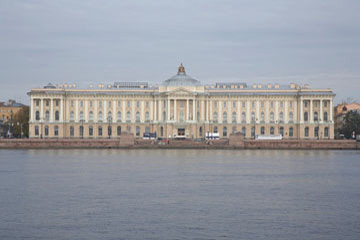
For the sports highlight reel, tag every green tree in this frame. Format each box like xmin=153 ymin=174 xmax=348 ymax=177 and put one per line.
xmin=12 ymin=106 xmax=29 ymax=138
xmin=340 ymin=110 xmax=360 ymax=139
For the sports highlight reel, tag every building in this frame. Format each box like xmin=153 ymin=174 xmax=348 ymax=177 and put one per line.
xmin=28 ymin=64 xmax=335 ymax=139
xmin=334 ymin=102 xmax=360 ymax=137
xmin=0 ymin=100 xmax=26 ymax=122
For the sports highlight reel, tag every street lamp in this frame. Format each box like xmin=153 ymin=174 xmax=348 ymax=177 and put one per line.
xmin=80 ymin=119 xmax=85 ymax=139
xmin=17 ymin=122 xmax=23 ymax=139
xmin=107 ymin=115 xmax=112 ymax=139
xmin=253 ymin=117 xmax=258 ymax=139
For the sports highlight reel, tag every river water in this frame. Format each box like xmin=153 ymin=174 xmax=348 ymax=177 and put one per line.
xmin=0 ymin=149 xmax=360 ymax=240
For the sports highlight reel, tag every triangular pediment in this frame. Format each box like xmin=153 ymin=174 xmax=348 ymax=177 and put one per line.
xmin=166 ymin=87 xmax=196 ymax=96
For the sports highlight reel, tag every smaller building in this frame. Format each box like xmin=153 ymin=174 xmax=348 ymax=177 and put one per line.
xmin=334 ymin=102 xmax=360 ymax=138
xmin=0 ymin=100 xmax=26 ymax=122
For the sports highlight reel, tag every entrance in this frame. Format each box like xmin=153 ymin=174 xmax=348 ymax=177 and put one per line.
xmin=178 ymin=128 xmax=185 ymax=136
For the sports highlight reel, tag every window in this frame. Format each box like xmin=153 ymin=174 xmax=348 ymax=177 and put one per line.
xmin=289 ymin=112 xmax=293 ymax=122
xmin=214 ymin=126 xmax=218 ymax=133
xmin=89 ymin=111 xmax=93 ymax=121
xmin=197 ymin=101 xmax=200 ymax=108
xmin=126 ymin=125 xmax=131 ymax=133
xmin=127 ymin=111 xmax=131 ymax=122
xmin=233 ymin=101 xmax=236 ymax=108
xmin=251 ymin=126 xmax=255 ymax=138
xmin=98 ymin=111 xmax=103 ymax=121
xmin=261 ymin=101 xmax=264 ymax=108
xmin=163 ymin=111 xmax=166 ymax=121
xmin=251 ymin=101 xmax=255 ymax=108
xmin=232 ymin=112 xmax=236 ymax=123
xmin=279 ymin=112 xmax=284 ymax=122
xmin=214 ymin=112 xmax=218 ymax=122
xmin=270 ymin=127 xmax=274 ymax=135
xmin=324 ymin=112 xmax=328 ymax=122
xmin=108 ymin=111 xmax=112 ymax=121
xmin=80 ymin=101 xmax=83 ymax=107
xmin=289 ymin=101 xmax=293 ymax=108
xmin=70 ymin=111 xmax=74 ymax=121
xmin=146 ymin=101 xmax=149 ymax=108
xmin=136 ymin=101 xmax=139 ymax=108
xmin=280 ymin=127 xmax=284 ymax=136
xmin=270 ymin=112 xmax=274 ymax=122
xmin=117 ymin=126 xmax=121 ymax=136
xmin=79 ymin=126 xmax=84 ymax=137
xmin=56 ymin=100 xmax=59 ymax=107
xmin=36 ymin=111 xmax=40 ymax=121
xmin=214 ymin=101 xmax=217 ymax=108
xmin=80 ymin=111 xmax=84 ymax=121
xmin=109 ymin=101 xmax=112 ymax=108
xmin=160 ymin=126 xmax=164 ymax=136
xmin=305 ymin=127 xmax=309 ymax=137
xmin=55 ymin=111 xmax=59 ymax=121
xmin=45 ymin=111 xmax=49 ymax=121
xmin=223 ymin=112 xmax=227 ymax=123
xmin=89 ymin=126 xmax=93 ymax=136
xmin=251 ymin=112 xmax=255 ymax=122
xmin=44 ymin=126 xmax=49 ymax=136
xmin=232 ymin=126 xmax=236 ymax=134
xmin=98 ymin=127 xmax=103 ymax=136
xmin=136 ymin=111 xmax=140 ymax=122
xmin=199 ymin=127 xmax=203 ymax=137
xmin=46 ymin=100 xmax=49 ymax=107
xmin=280 ymin=101 xmax=283 ymax=108
xmin=145 ymin=127 xmax=150 ymax=134
xmin=261 ymin=126 xmax=265 ymax=135
xmin=324 ymin=127 xmax=329 ymax=137
xmin=242 ymin=127 xmax=246 ymax=137
xmin=117 ymin=111 xmax=121 ymax=122
xmin=54 ymin=126 xmax=58 ymax=136
xmin=315 ymin=127 xmax=319 ymax=137
xmin=324 ymin=100 xmax=328 ymax=107
xmin=223 ymin=101 xmax=226 ymax=108
xmin=180 ymin=101 xmax=184 ymax=108
xmin=260 ymin=112 xmax=265 ymax=122
xmin=242 ymin=102 xmax=245 ymax=108
xmin=304 ymin=101 xmax=308 ymax=108
xmin=90 ymin=101 xmax=93 ymax=107
xmin=241 ymin=112 xmax=246 ymax=122
xmin=270 ymin=101 xmax=274 ymax=108
xmin=223 ymin=126 xmax=227 ymax=137
xmin=289 ymin=127 xmax=293 ymax=137
xmin=71 ymin=100 xmax=74 ymax=107
xmin=314 ymin=101 xmax=318 ymax=107
xmin=36 ymin=100 xmax=40 ymax=106
xmin=180 ymin=111 xmax=184 ymax=122
xmin=70 ymin=126 xmax=74 ymax=137
xmin=136 ymin=126 xmax=140 ymax=136
xmin=99 ymin=101 xmax=102 ymax=107
xmin=314 ymin=112 xmax=318 ymax=121
xmin=118 ymin=101 xmax=121 ymax=107
xmin=35 ymin=126 xmax=39 ymax=136
xmin=304 ymin=112 xmax=308 ymax=122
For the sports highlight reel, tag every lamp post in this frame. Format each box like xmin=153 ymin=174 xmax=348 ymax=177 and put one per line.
xmin=80 ymin=119 xmax=85 ymax=139
xmin=253 ymin=117 xmax=258 ymax=139
xmin=17 ymin=122 xmax=23 ymax=139
xmin=317 ymin=118 xmax=321 ymax=140
xmin=107 ymin=115 xmax=112 ymax=139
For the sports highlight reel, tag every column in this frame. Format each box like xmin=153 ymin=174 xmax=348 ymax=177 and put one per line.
xmin=284 ymin=100 xmax=288 ymax=123
xmin=85 ymin=100 xmax=89 ymax=122
xmin=310 ymin=99 xmax=313 ymax=123
xmin=40 ymin=98 xmax=44 ymax=122
xmin=193 ymin=99 xmax=196 ymax=122
xmin=94 ymin=99 xmax=98 ymax=122
xmin=228 ymin=100 xmax=231 ymax=123
xmin=60 ymin=98 xmax=64 ymax=122
xmin=256 ymin=100 xmax=260 ymax=123
xmin=75 ymin=99 xmax=79 ymax=122
xmin=30 ymin=97 xmax=34 ymax=122
xmin=141 ymin=100 xmax=144 ymax=123
xmin=300 ymin=97 xmax=303 ymax=123
xmin=104 ymin=100 xmax=107 ymax=122
xmin=320 ymin=99 xmax=323 ymax=123
xmin=122 ymin=100 xmax=126 ymax=122
xmin=174 ymin=99 xmax=177 ymax=121
xmin=275 ymin=100 xmax=279 ymax=123
xmin=209 ymin=99 xmax=212 ymax=121
xmin=150 ymin=99 xmax=154 ymax=121
xmin=219 ymin=100 xmax=222 ymax=123
xmin=201 ymin=100 xmax=205 ymax=121
xmin=237 ymin=100 xmax=240 ymax=122
xmin=132 ymin=99 xmax=135 ymax=122
xmin=167 ymin=99 xmax=170 ymax=121
xmin=246 ymin=100 xmax=250 ymax=123
xmin=329 ymin=98 xmax=333 ymax=123
xmin=113 ymin=100 xmax=116 ymax=123
xmin=186 ymin=99 xmax=189 ymax=121
xmin=50 ymin=98 xmax=54 ymax=122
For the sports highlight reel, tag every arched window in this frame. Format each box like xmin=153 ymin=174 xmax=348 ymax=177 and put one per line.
xmin=314 ymin=112 xmax=318 ymax=121
xmin=117 ymin=126 xmax=121 ymax=136
xmin=45 ymin=111 xmax=50 ymax=121
xmin=136 ymin=112 xmax=140 ymax=122
xmin=145 ymin=111 xmax=149 ymax=121
xmin=197 ymin=112 xmax=200 ymax=121
xmin=55 ymin=111 xmax=59 ymax=121
xmin=260 ymin=112 xmax=265 ymax=122
xmin=89 ymin=126 xmax=93 ymax=136
xmin=261 ymin=126 xmax=265 ymax=135
xmin=324 ymin=127 xmax=329 ymax=137
xmin=280 ymin=127 xmax=284 ymax=136
xmin=279 ymin=112 xmax=284 ymax=122
xmin=80 ymin=111 xmax=84 ymax=121
xmin=304 ymin=112 xmax=308 ymax=122
xmin=214 ymin=112 xmax=218 ymax=122
xmin=117 ymin=111 xmax=121 ymax=122
xmin=160 ymin=126 xmax=164 ymax=136
xmin=199 ymin=127 xmax=203 ymax=136
xmin=223 ymin=112 xmax=228 ymax=123
xmin=54 ymin=126 xmax=59 ymax=136
xmin=305 ymin=127 xmax=309 ymax=137
xmin=242 ymin=126 xmax=246 ymax=137
xmin=136 ymin=126 xmax=140 ymax=136
xmin=289 ymin=112 xmax=293 ymax=122
xmin=44 ymin=126 xmax=49 ymax=136
xmin=314 ymin=127 xmax=319 ymax=137
xmin=232 ymin=112 xmax=236 ymax=123
xmin=251 ymin=126 xmax=255 ymax=138
xmin=180 ymin=111 xmax=184 ymax=122
xmin=223 ymin=126 xmax=227 ymax=137
xmin=36 ymin=111 xmax=40 ymax=121
xmin=270 ymin=127 xmax=274 ymax=135
xmin=127 ymin=111 xmax=131 ymax=122
xmin=251 ymin=112 xmax=255 ymax=122
xmin=89 ymin=111 xmax=93 ymax=121
xmin=241 ymin=112 xmax=246 ymax=123
xmin=70 ymin=111 xmax=74 ymax=121
xmin=70 ymin=126 xmax=74 ymax=137
xmin=35 ymin=126 xmax=39 ymax=136
xmin=98 ymin=111 xmax=103 ymax=121
xmin=289 ymin=127 xmax=293 ymax=137
xmin=270 ymin=112 xmax=274 ymax=122
xmin=324 ymin=112 xmax=328 ymax=122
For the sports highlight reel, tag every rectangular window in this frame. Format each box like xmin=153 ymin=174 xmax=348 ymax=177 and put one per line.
xmin=223 ymin=102 xmax=226 ymax=108
xmin=90 ymin=101 xmax=93 ymax=107
xmin=146 ymin=101 xmax=149 ymax=108
xmin=252 ymin=101 xmax=255 ymax=108
xmin=98 ymin=127 xmax=102 ymax=136
xmin=261 ymin=101 xmax=264 ymax=108
xmin=128 ymin=101 xmax=131 ymax=107
xmin=46 ymin=100 xmax=49 ymax=106
xmin=109 ymin=101 xmax=112 ymax=108
xmin=118 ymin=101 xmax=121 ymax=107
xmin=214 ymin=101 xmax=217 ymax=108
xmin=136 ymin=101 xmax=139 ymax=108
xmin=80 ymin=101 xmax=83 ymax=107
xmin=180 ymin=101 xmax=184 ymax=108
xmin=270 ymin=101 xmax=274 ymax=108
xmin=324 ymin=101 xmax=328 ymax=107
xmin=56 ymin=100 xmax=59 ymax=107
xmin=242 ymin=102 xmax=245 ymax=108
xmin=99 ymin=101 xmax=102 ymax=107
xmin=314 ymin=101 xmax=318 ymax=107
xmin=233 ymin=101 xmax=236 ymax=108
xmin=36 ymin=100 xmax=40 ymax=106
xmin=289 ymin=101 xmax=293 ymax=108
xmin=280 ymin=101 xmax=283 ymax=108
xmin=304 ymin=101 xmax=308 ymax=108
xmin=71 ymin=101 xmax=74 ymax=107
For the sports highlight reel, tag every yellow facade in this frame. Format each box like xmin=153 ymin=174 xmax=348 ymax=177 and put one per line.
xmin=28 ymin=65 xmax=335 ymax=139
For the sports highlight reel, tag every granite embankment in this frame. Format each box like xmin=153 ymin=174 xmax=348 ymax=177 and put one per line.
xmin=0 ymin=135 xmax=359 ymax=150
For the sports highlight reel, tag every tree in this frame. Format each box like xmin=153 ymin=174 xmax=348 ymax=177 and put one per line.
xmin=12 ymin=106 xmax=29 ymax=138
xmin=340 ymin=110 xmax=360 ymax=139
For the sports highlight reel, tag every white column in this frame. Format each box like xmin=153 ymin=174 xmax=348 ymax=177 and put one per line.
xmin=75 ymin=99 xmax=79 ymax=122
xmin=228 ymin=100 xmax=231 ymax=123
xmin=284 ymin=100 xmax=288 ymax=123
xmin=186 ymin=99 xmax=189 ymax=121
xmin=122 ymin=100 xmax=126 ymax=122
xmin=201 ymin=100 xmax=205 ymax=121
xmin=174 ymin=99 xmax=177 ymax=121
xmin=30 ymin=97 xmax=34 ymax=122
xmin=310 ymin=99 xmax=313 ymax=123
xmin=40 ymin=98 xmax=44 ymax=122
xmin=158 ymin=99 xmax=162 ymax=121
xmin=219 ymin=100 xmax=222 ymax=123
xmin=104 ymin=100 xmax=107 ymax=122
xmin=275 ymin=100 xmax=279 ymax=122
xmin=167 ymin=99 xmax=170 ymax=121
xmin=113 ymin=100 xmax=116 ymax=123
xmin=193 ymin=99 xmax=196 ymax=122
xmin=265 ymin=100 xmax=269 ymax=123
xmin=150 ymin=99 xmax=154 ymax=121
xmin=300 ymin=97 xmax=303 ymax=123
xmin=329 ymin=98 xmax=333 ymax=123
xmin=246 ymin=100 xmax=250 ymax=123
xmin=141 ymin=100 xmax=144 ymax=123
xmin=237 ymin=100 xmax=240 ymax=122
xmin=209 ymin=99 xmax=212 ymax=121
xmin=256 ymin=100 xmax=260 ymax=123
xmin=294 ymin=98 xmax=298 ymax=123
xmin=94 ymin=99 xmax=98 ymax=122
xmin=60 ymin=98 xmax=64 ymax=122
xmin=50 ymin=98 xmax=54 ymax=122
xmin=85 ymin=100 xmax=89 ymax=122
xmin=132 ymin=99 xmax=135 ymax=122
xmin=320 ymin=99 xmax=323 ymax=123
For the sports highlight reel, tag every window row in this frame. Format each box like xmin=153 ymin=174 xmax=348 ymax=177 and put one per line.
xmin=212 ymin=111 xmax=295 ymax=123
xmin=303 ymin=111 xmax=329 ymax=122
xmin=69 ymin=100 xmax=150 ymax=108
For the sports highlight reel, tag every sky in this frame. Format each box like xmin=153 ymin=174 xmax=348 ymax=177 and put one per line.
xmin=1 ymin=0 xmax=359 ymax=104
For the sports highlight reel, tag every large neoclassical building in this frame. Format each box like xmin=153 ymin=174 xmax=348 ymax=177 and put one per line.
xmin=28 ymin=64 xmax=335 ymax=139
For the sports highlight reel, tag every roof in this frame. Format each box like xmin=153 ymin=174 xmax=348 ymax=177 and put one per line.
xmin=161 ymin=64 xmax=201 ymax=87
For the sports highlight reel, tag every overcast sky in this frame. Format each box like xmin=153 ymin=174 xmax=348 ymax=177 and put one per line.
xmin=1 ymin=0 xmax=359 ymax=104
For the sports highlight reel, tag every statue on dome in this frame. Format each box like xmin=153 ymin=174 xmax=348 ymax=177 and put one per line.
xmin=178 ymin=63 xmax=185 ymax=74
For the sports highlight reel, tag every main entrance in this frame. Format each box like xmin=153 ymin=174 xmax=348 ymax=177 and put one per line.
xmin=178 ymin=128 xmax=185 ymax=137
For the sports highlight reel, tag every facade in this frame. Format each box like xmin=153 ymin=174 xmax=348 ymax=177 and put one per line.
xmin=0 ymin=100 xmax=26 ymax=122
xmin=28 ymin=64 xmax=335 ymax=139
xmin=334 ymin=102 xmax=360 ymax=137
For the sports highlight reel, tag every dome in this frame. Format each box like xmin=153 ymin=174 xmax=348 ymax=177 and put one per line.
xmin=162 ymin=64 xmax=201 ymax=87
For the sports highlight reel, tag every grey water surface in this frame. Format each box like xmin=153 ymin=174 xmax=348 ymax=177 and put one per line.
xmin=0 ymin=149 xmax=360 ymax=240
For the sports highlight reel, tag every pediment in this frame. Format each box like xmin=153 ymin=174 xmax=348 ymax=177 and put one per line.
xmin=166 ymin=87 xmax=196 ymax=96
